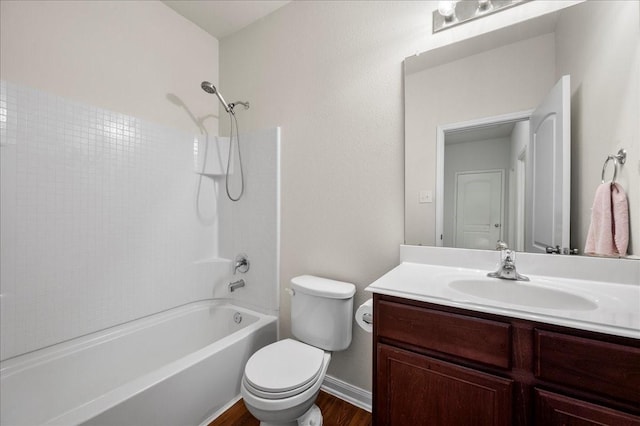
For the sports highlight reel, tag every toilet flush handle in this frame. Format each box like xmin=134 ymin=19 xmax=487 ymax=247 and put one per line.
xmin=285 ymin=288 xmax=295 ymax=296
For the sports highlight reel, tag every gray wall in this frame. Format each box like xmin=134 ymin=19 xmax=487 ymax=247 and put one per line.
xmin=555 ymin=0 xmax=639 ymax=254
xmin=220 ymin=0 xmax=572 ymax=391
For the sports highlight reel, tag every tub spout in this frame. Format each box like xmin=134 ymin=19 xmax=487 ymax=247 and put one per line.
xmin=229 ymin=279 xmax=245 ymax=292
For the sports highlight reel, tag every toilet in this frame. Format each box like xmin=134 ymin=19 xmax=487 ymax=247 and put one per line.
xmin=241 ymin=275 xmax=356 ymax=426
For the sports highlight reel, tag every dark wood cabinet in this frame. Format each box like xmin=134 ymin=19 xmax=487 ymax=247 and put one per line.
xmin=533 ymin=330 xmax=640 ymax=406
xmin=376 ymin=299 xmax=511 ymax=369
xmin=534 ymin=389 xmax=640 ymax=426
xmin=373 ymin=294 xmax=640 ymax=426
xmin=377 ymin=344 xmax=513 ymax=426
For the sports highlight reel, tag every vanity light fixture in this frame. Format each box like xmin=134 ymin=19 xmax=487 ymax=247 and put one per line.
xmin=477 ymin=0 xmax=493 ymax=14
xmin=437 ymin=0 xmax=458 ymax=24
xmin=433 ymin=0 xmax=530 ymax=33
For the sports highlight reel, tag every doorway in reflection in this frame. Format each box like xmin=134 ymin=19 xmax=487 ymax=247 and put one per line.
xmin=437 ymin=75 xmax=571 ymax=254
xmin=442 ymin=120 xmax=528 ymax=250
xmin=443 ymin=120 xmax=527 ymax=251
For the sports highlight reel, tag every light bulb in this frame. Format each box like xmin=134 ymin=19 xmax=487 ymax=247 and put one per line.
xmin=438 ymin=1 xmax=457 ymax=20
xmin=477 ymin=0 xmax=493 ymax=13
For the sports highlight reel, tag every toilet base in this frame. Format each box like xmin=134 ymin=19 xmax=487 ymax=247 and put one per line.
xmin=259 ymin=404 xmax=322 ymax=426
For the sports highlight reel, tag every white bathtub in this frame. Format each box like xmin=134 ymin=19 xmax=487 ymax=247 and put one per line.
xmin=0 ymin=300 xmax=277 ymax=426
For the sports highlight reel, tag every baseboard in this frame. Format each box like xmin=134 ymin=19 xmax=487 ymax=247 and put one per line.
xmin=199 ymin=394 xmax=242 ymax=426
xmin=321 ymin=375 xmax=372 ymax=413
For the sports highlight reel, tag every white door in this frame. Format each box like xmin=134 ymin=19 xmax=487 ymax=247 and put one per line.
xmin=526 ymin=75 xmax=571 ymax=253
xmin=454 ymin=170 xmax=504 ymax=250
xmin=516 ymin=149 xmax=527 ymax=251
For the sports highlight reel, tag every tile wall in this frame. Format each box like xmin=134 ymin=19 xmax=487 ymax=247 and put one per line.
xmin=0 ymin=81 xmax=231 ymax=360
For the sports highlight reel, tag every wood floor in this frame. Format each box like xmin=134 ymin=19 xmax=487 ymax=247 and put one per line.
xmin=209 ymin=391 xmax=371 ymax=426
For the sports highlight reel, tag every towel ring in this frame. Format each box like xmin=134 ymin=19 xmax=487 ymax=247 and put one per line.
xmin=601 ymin=149 xmax=627 ymax=184
xmin=601 ymin=157 xmax=619 ymax=183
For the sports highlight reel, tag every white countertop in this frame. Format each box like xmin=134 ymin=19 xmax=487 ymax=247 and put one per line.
xmin=365 ymin=246 xmax=640 ymax=339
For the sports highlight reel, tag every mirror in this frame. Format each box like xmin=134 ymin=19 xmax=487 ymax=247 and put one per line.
xmin=404 ymin=0 xmax=638 ymax=256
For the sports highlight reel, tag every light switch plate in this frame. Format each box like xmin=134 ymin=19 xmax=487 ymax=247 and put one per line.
xmin=419 ymin=190 xmax=433 ymax=203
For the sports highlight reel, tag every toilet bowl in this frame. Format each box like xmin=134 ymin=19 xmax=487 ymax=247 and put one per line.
xmin=240 ymin=275 xmax=355 ymax=426
xmin=241 ymin=339 xmax=331 ymax=425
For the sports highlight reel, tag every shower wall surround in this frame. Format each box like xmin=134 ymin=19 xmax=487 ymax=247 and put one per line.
xmin=0 ymin=81 xmax=230 ymax=360
xmin=224 ymin=127 xmax=281 ymax=316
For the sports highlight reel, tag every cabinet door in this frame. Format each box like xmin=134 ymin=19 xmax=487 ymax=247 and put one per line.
xmin=376 ymin=344 xmax=513 ymax=426
xmin=535 ymin=389 xmax=640 ymax=426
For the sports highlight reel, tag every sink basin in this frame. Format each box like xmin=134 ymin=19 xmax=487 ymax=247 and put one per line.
xmin=448 ymin=279 xmax=598 ymax=311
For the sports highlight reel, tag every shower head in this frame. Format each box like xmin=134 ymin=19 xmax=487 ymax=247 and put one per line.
xmin=201 ymin=81 xmax=231 ymax=114
xmin=200 ymin=81 xmax=216 ymax=94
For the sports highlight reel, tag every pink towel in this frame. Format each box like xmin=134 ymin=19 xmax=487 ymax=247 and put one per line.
xmin=584 ymin=182 xmax=629 ymax=257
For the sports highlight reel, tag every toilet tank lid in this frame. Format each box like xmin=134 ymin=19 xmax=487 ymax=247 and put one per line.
xmin=291 ymin=275 xmax=356 ymax=299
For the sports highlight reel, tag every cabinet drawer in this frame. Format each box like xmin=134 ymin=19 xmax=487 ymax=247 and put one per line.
xmin=534 ymin=330 xmax=640 ymax=405
xmin=535 ymin=388 xmax=640 ymax=425
xmin=376 ymin=300 xmax=511 ymax=369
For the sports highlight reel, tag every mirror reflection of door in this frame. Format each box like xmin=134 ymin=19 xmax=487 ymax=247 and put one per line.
xmin=526 ymin=75 xmax=571 ymax=253
xmin=453 ymin=170 xmax=504 ymax=250
xmin=442 ymin=122 xmax=521 ymax=249
xmin=515 ymin=149 xmax=527 ymax=251
xmin=439 ymin=75 xmax=570 ymax=251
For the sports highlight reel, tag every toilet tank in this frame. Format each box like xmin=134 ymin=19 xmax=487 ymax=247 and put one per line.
xmin=290 ymin=275 xmax=356 ymax=351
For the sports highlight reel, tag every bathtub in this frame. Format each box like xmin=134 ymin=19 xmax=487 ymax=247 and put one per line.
xmin=0 ymin=300 xmax=277 ymax=426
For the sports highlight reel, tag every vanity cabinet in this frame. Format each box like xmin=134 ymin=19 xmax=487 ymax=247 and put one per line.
xmin=377 ymin=344 xmax=513 ymax=425
xmin=373 ymin=294 xmax=640 ymax=426
xmin=534 ymin=389 xmax=640 ymax=425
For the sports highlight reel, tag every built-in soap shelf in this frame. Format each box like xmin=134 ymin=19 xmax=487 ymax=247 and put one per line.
xmin=193 ymin=258 xmax=233 ymax=281
xmin=196 ymin=171 xmax=225 ymax=178
xmin=194 ymin=136 xmax=233 ymax=176
xmin=191 ymin=258 xmax=235 ymax=298
xmin=193 ymin=257 xmax=233 ymax=276
xmin=193 ymin=258 xmax=232 ymax=267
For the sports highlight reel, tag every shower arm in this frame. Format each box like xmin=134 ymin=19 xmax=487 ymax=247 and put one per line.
xmin=228 ymin=101 xmax=250 ymax=113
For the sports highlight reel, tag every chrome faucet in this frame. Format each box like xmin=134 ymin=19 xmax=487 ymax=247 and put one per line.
xmin=229 ymin=279 xmax=245 ymax=292
xmin=487 ymin=241 xmax=529 ymax=281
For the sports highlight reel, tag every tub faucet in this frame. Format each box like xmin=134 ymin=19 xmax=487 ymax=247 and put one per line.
xmin=487 ymin=241 xmax=529 ymax=281
xmin=229 ymin=279 xmax=245 ymax=292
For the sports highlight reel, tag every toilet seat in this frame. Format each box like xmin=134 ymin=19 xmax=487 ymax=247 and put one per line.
xmin=243 ymin=339 xmax=325 ymax=399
